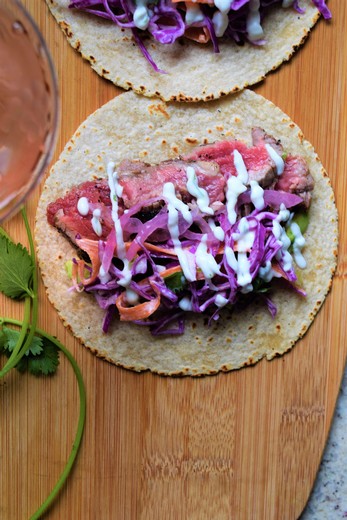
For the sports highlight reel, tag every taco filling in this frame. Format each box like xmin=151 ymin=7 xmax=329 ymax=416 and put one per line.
xmin=46 ymin=127 xmax=314 ymax=336
xmin=68 ymin=0 xmax=331 ymax=72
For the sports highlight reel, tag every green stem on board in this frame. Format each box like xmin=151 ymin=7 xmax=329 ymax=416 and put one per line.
xmin=0 ymin=208 xmax=87 ymax=518
xmin=2 ymin=318 xmax=87 ymax=520
xmin=0 ymin=209 xmax=39 ymax=376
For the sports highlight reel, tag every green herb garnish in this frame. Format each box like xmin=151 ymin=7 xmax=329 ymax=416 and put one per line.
xmin=286 ymin=211 xmax=309 ymax=244
xmin=164 ymin=270 xmax=187 ymax=293
xmin=0 ymin=232 xmax=34 ymax=299
xmin=0 ymin=325 xmax=59 ymax=375
xmin=0 ymin=208 xmax=86 ymax=519
xmin=252 ymin=277 xmax=271 ymax=294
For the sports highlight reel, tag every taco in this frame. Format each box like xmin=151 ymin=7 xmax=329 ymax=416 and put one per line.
xmin=35 ymin=89 xmax=338 ymax=375
xmin=46 ymin=0 xmax=331 ymax=102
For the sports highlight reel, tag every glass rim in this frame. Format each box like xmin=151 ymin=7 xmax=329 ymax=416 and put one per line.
xmin=0 ymin=0 xmax=60 ymax=223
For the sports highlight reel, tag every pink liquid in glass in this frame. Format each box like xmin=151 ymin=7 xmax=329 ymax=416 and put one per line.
xmin=0 ymin=1 xmax=58 ymax=221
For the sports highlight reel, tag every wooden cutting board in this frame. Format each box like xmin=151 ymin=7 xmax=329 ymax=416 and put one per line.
xmin=0 ymin=1 xmax=346 ymax=518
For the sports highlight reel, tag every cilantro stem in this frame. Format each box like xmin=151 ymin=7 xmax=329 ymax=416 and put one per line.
xmin=0 ymin=296 xmax=31 ymax=377
xmin=0 ymin=209 xmax=39 ymax=376
xmin=2 ymin=318 xmax=86 ymax=520
xmin=0 ymin=227 xmax=12 ymax=241
xmin=1 ymin=209 xmax=86 ymax=517
xmin=22 ymin=207 xmax=36 ymax=300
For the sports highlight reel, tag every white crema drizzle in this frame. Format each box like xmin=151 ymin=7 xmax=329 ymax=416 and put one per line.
xmin=186 ymin=165 xmax=214 ymax=215
xmin=107 ymin=161 xmax=132 ymax=288
xmin=208 ymin=218 xmax=225 ymax=241
xmin=265 ymin=143 xmax=284 ymax=176
xmin=178 ymin=296 xmax=193 ymax=311
xmin=195 ymin=234 xmax=222 ymax=280
xmin=224 ymin=151 xmax=254 ymax=291
xmin=250 ymin=179 xmax=265 ymax=210
xmin=226 ymin=149 xmax=248 ymax=225
xmin=77 ymin=196 xmax=89 ymax=216
xmin=272 ymin=205 xmax=293 ymax=272
xmin=163 ymin=182 xmax=196 ymax=282
xmin=231 ymin=217 xmax=255 ymax=292
xmin=185 ymin=3 xmax=204 ymax=25
xmin=133 ymin=0 xmax=151 ymax=30
xmin=246 ymin=0 xmax=264 ymax=41
xmin=91 ymin=208 xmax=102 ymax=237
xmin=289 ymin=222 xmax=307 ymax=268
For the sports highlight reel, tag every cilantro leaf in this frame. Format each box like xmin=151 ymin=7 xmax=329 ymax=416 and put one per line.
xmin=164 ymin=271 xmax=186 ymax=293
xmin=253 ymin=277 xmax=271 ymax=294
xmin=0 ymin=326 xmax=59 ymax=376
xmin=18 ymin=338 xmax=60 ymax=376
xmin=1 ymin=326 xmax=43 ymax=356
xmin=0 ymin=328 xmax=7 ymax=352
xmin=0 ymin=234 xmax=34 ymax=299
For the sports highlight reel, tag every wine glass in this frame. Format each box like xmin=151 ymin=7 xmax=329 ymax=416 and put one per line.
xmin=0 ymin=0 xmax=59 ymax=222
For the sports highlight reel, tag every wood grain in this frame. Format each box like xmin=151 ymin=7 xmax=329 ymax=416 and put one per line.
xmin=0 ymin=1 xmax=346 ymax=519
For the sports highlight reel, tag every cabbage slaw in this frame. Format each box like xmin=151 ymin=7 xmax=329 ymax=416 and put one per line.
xmin=68 ymin=0 xmax=331 ymax=72
xmin=69 ymin=159 xmax=310 ymax=336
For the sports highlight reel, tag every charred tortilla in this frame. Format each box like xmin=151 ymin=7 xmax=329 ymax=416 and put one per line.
xmin=46 ymin=0 xmax=324 ymax=102
xmin=35 ymin=89 xmax=338 ymax=375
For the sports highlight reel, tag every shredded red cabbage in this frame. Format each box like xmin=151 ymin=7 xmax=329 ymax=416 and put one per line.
xmin=73 ymin=181 xmax=309 ymax=336
xmin=69 ymin=0 xmax=331 ymax=72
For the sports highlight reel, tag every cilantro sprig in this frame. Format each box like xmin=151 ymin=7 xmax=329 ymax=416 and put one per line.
xmin=0 ymin=325 xmax=60 ymax=375
xmin=0 ymin=208 xmax=86 ymax=519
xmin=0 ymin=232 xmax=34 ymax=299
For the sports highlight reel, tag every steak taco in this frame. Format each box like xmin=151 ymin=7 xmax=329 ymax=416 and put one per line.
xmin=46 ymin=0 xmax=331 ymax=102
xmin=35 ymin=89 xmax=338 ymax=375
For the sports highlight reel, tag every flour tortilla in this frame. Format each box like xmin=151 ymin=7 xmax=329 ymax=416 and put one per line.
xmin=35 ymin=89 xmax=338 ymax=375
xmin=46 ymin=0 xmax=322 ymax=102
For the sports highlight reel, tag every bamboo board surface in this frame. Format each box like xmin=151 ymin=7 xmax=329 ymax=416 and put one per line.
xmin=0 ymin=1 xmax=346 ymax=519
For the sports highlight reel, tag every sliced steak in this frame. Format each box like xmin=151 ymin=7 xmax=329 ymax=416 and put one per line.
xmin=47 ymin=159 xmax=226 ymax=244
xmin=47 ymin=133 xmax=314 ymax=247
xmin=118 ymin=159 xmax=225 ymax=208
xmin=47 ymin=180 xmax=114 ymax=244
xmin=275 ymin=155 xmax=314 ymax=208
xmin=251 ymin=127 xmax=283 ymax=155
xmin=183 ymin=138 xmax=277 ymax=188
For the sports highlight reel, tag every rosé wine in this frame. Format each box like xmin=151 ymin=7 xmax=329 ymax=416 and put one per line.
xmin=0 ymin=0 xmax=58 ymax=221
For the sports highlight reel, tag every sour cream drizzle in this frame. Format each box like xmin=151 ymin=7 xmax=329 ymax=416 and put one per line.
xmin=290 ymin=222 xmax=307 ymax=268
xmin=250 ymin=179 xmax=265 ymax=209
xmin=225 ymin=245 xmax=253 ymax=292
xmin=107 ymin=161 xmax=132 ymax=287
xmin=178 ymin=296 xmax=193 ymax=311
xmin=231 ymin=217 xmax=255 ymax=292
xmin=226 ymin=149 xmax=248 ymax=225
xmin=77 ymin=196 xmax=89 ymax=216
xmin=265 ymin=143 xmax=285 ymax=175
xmin=185 ymin=3 xmax=204 ymax=25
xmin=246 ymin=0 xmax=264 ymax=42
xmin=91 ymin=208 xmax=102 ymax=237
xmin=195 ymin=234 xmax=222 ymax=280
xmin=163 ymin=182 xmax=196 ymax=282
xmin=232 ymin=217 xmax=255 ymax=253
xmin=233 ymin=149 xmax=248 ymax=184
xmin=215 ymin=293 xmax=228 ymax=308
xmin=98 ymin=264 xmax=111 ymax=285
xmin=133 ymin=0 xmax=150 ymax=30
xmin=212 ymin=10 xmax=229 ymax=37
xmin=208 ymin=218 xmax=225 ymax=241
xmin=273 ymin=210 xmax=293 ymax=272
xmin=258 ymin=260 xmax=281 ymax=283
xmin=186 ymin=165 xmax=214 ymax=215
